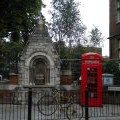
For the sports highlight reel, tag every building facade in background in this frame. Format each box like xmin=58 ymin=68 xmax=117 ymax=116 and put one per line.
xmin=109 ymin=0 xmax=120 ymax=59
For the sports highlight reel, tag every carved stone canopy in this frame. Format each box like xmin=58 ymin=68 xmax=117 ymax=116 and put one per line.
xmin=18 ymin=13 xmax=60 ymax=86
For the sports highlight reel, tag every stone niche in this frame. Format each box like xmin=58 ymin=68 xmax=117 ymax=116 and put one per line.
xmin=18 ymin=16 xmax=60 ymax=86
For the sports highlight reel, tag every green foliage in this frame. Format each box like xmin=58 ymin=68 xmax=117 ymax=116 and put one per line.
xmin=53 ymin=40 xmax=88 ymax=59
xmin=53 ymin=40 xmax=67 ymax=58
xmin=49 ymin=0 xmax=86 ymax=48
xmin=103 ymin=60 xmax=120 ymax=85
xmin=0 ymin=41 xmax=24 ymax=77
xmin=0 ymin=0 xmax=42 ymax=43
xmin=88 ymin=26 xmax=104 ymax=47
xmin=0 ymin=0 xmax=43 ymax=77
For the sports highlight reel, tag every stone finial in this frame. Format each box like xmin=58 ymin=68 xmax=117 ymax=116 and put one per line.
xmin=38 ymin=12 xmax=45 ymax=26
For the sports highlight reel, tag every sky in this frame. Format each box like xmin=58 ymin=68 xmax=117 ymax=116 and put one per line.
xmin=42 ymin=0 xmax=109 ymax=56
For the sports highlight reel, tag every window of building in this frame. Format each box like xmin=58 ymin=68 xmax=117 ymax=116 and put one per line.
xmin=119 ymin=39 xmax=120 ymax=48
xmin=118 ymin=39 xmax=120 ymax=58
xmin=116 ymin=0 xmax=120 ymax=22
xmin=0 ymin=75 xmax=2 ymax=81
xmin=119 ymin=50 xmax=120 ymax=58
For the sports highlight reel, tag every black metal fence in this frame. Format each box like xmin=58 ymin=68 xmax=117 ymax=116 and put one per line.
xmin=0 ymin=86 xmax=120 ymax=120
xmin=0 ymin=86 xmax=81 ymax=120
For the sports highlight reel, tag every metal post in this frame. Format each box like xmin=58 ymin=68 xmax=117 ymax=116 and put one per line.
xmin=28 ymin=88 xmax=32 ymax=120
xmin=85 ymin=86 xmax=89 ymax=120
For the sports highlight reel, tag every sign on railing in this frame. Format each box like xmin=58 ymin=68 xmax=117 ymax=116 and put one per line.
xmin=108 ymin=87 xmax=120 ymax=91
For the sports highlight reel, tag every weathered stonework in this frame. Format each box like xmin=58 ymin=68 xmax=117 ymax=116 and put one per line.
xmin=18 ymin=17 xmax=60 ymax=86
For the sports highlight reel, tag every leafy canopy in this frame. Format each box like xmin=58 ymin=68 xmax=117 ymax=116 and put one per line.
xmin=49 ymin=0 xmax=86 ymax=46
xmin=88 ymin=26 xmax=104 ymax=47
xmin=0 ymin=0 xmax=42 ymax=43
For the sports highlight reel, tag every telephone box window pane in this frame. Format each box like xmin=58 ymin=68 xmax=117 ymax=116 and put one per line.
xmin=87 ymin=68 xmax=98 ymax=98
xmin=87 ymin=68 xmax=97 ymax=77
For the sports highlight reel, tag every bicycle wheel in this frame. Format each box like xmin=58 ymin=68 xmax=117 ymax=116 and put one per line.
xmin=37 ymin=95 xmax=58 ymax=116
xmin=66 ymin=103 xmax=83 ymax=120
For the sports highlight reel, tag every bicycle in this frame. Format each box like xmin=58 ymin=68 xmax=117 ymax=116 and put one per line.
xmin=37 ymin=86 xmax=83 ymax=120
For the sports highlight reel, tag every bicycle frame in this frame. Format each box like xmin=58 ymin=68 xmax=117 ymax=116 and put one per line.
xmin=37 ymin=87 xmax=83 ymax=119
xmin=53 ymin=88 xmax=73 ymax=102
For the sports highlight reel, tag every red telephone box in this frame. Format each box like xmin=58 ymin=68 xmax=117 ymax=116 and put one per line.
xmin=81 ymin=52 xmax=102 ymax=106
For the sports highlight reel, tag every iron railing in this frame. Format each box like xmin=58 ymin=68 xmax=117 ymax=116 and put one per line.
xmin=0 ymin=86 xmax=120 ymax=120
